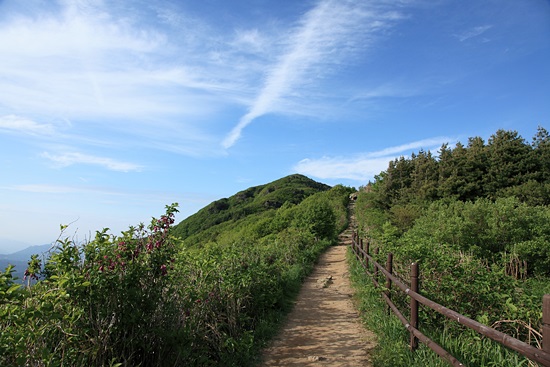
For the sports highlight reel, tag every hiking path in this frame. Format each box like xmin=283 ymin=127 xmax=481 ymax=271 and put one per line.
xmin=260 ymin=204 xmax=377 ymax=366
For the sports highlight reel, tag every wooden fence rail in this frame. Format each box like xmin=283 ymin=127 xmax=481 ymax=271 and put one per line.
xmin=351 ymin=232 xmax=550 ymax=367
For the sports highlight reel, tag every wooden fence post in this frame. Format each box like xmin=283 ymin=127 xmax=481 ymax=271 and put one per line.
xmin=544 ymin=294 xmax=550 ymax=354
xmin=373 ymin=248 xmax=379 ymax=282
xmin=360 ymin=238 xmax=364 ymax=262
xmin=410 ymin=262 xmax=419 ymax=351
xmin=365 ymin=239 xmax=370 ymax=271
xmin=386 ymin=253 xmax=393 ymax=314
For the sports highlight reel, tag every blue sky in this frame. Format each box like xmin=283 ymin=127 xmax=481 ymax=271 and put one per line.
xmin=1 ymin=0 xmax=549 ymax=253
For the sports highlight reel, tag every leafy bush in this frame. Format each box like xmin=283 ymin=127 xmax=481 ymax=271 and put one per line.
xmin=349 ymin=249 xmax=535 ymax=367
xmin=398 ymin=197 xmax=550 ymax=273
xmin=352 ymin=127 xmax=550 ymax=359
xmin=0 ymin=179 xmax=352 ymax=366
xmin=0 ymin=204 xmax=182 ymax=366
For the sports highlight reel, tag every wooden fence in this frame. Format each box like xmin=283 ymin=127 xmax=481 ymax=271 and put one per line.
xmin=351 ymin=232 xmax=550 ymax=367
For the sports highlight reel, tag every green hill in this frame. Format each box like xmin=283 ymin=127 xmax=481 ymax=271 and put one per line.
xmin=172 ymin=174 xmax=331 ymax=240
xmin=1 ymin=174 xmax=353 ymax=366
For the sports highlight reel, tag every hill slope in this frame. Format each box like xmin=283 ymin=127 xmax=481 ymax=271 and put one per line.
xmin=0 ymin=174 xmax=354 ymax=366
xmin=172 ymin=174 xmax=331 ymax=240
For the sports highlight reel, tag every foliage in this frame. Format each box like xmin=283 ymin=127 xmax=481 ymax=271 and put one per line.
xmin=372 ymin=127 xmax=550 ymax=207
xmin=397 ymin=197 xmax=550 ymax=266
xmin=172 ymin=174 xmax=331 ymax=240
xmin=352 ymin=127 xmax=550 ymax=364
xmin=0 ymin=178 xmax=351 ymax=366
xmin=348 ymin=249 xmax=533 ymax=367
xmin=1 ymin=204 xmax=181 ymax=366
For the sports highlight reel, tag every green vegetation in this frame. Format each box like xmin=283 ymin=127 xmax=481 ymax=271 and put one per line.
xmin=349 ymin=251 xmax=531 ymax=367
xmin=172 ymin=174 xmax=331 ymax=241
xmin=0 ymin=174 xmax=353 ymax=366
xmin=352 ymin=127 xmax=550 ymax=366
xmin=5 ymin=124 xmax=548 ymax=366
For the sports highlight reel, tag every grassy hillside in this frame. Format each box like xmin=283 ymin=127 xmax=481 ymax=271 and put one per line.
xmin=173 ymin=174 xmax=331 ymax=240
xmin=1 ymin=174 xmax=353 ymax=367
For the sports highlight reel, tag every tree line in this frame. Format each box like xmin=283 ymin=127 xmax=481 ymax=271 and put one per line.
xmin=372 ymin=127 xmax=550 ymax=207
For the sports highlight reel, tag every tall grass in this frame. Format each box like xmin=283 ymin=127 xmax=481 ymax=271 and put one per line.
xmin=347 ymin=249 xmax=537 ymax=367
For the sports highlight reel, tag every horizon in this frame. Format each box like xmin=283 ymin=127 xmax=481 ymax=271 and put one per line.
xmin=1 ymin=0 xmax=549 ymax=253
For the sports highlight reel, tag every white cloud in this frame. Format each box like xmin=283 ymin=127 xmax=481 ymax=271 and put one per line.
xmin=455 ymin=25 xmax=493 ymax=42
xmin=350 ymin=83 xmax=422 ymax=102
xmin=10 ymin=184 xmax=115 ymax=195
xmin=367 ymin=137 xmax=453 ymax=158
xmin=294 ymin=156 xmax=392 ymax=182
xmin=0 ymin=115 xmax=55 ymax=135
xmin=223 ymin=0 xmax=404 ymax=148
xmin=0 ymin=1 xmax=255 ymax=154
xmin=294 ymin=136 xmax=453 ymax=182
xmin=232 ymin=28 xmax=268 ymax=54
xmin=41 ymin=152 xmax=143 ymax=172
xmin=0 ymin=0 xmax=426 ymax=158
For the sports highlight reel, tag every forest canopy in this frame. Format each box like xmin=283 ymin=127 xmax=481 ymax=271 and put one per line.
xmin=368 ymin=127 xmax=550 ymax=207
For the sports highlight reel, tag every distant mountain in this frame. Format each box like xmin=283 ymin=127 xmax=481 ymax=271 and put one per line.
xmin=172 ymin=174 xmax=331 ymax=240
xmin=0 ymin=243 xmax=53 ymax=261
xmin=0 ymin=237 xmax=33 ymax=255
xmin=0 ymin=243 xmax=52 ymax=282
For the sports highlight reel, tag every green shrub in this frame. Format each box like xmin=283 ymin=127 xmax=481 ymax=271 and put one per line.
xmin=0 ymin=180 xmax=352 ymax=366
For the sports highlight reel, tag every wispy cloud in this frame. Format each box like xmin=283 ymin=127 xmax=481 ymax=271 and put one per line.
xmin=0 ymin=1 xmax=258 ymax=155
xmin=222 ymin=0 xmax=404 ymax=148
xmin=9 ymin=184 xmax=119 ymax=195
xmin=455 ymin=25 xmax=493 ymax=42
xmin=367 ymin=137 xmax=453 ymax=158
xmin=294 ymin=137 xmax=453 ymax=182
xmin=3 ymin=183 xmax=208 ymax=208
xmin=0 ymin=115 xmax=55 ymax=136
xmin=231 ymin=28 xmax=269 ymax=54
xmin=350 ymin=83 xmax=423 ymax=103
xmin=41 ymin=152 xmax=143 ymax=172
xmin=0 ymin=0 xmax=413 ymax=156
xmin=294 ymin=156 xmax=392 ymax=182
xmin=0 ymin=9 xmax=213 ymax=120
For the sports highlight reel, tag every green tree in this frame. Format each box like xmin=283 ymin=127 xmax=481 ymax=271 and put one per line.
xmin=532 ymin=125 xmax=550 ymax=182
xmin=484 ymin=129 xmax=533 ymax=197
xmin=461 ymin=136 xmax=487 ymax=201
xmin=438 ymin=142 xmax=468 ymax=199
xmin=377 ymin=156 xmax=414 ymax=207
xmin=437 ymin=142 xmax=454 ymax=198
xmin=409 ymin=149 xmax=439 ymax=202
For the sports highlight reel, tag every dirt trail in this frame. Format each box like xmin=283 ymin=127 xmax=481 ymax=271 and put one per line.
xmin=260 ymin=207 xmax=376 ymax=366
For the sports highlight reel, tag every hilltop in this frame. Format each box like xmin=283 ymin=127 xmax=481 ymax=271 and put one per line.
xmin=172 ymin=174 xmax=331 ymax=240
